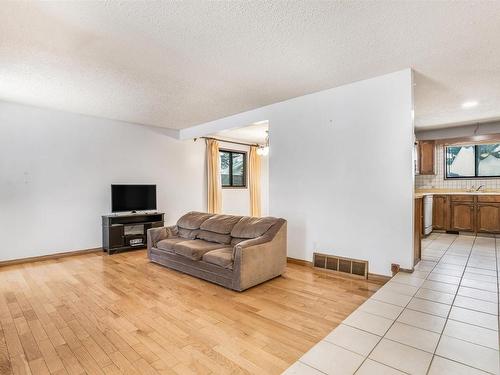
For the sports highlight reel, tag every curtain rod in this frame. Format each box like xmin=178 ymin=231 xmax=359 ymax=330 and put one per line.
xmin=195 ymin=136 xmax=260 ymax=148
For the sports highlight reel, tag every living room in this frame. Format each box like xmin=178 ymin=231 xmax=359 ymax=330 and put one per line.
xmin=1 ymin=2 xmax=499 ymax=375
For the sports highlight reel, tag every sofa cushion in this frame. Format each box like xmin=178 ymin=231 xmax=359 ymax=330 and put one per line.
xmin=200 ymin=214 xmax=242 ymax=234
xmin=231 ymin=237 xmax=246 ymax=246
xmin=202 ymin=248 xmax=234 ymax=269
xmin=178 ymin=227 xmax=199 ymax=240
xmin=177 ymin=212 xmax=214 ymax=230
xmin=173 ymin=240 xmax=227 ymax=260
xmin=197 ymin=230 xmax=231 ymax=244
xmin=231 ymin=216 xmax=278 ymax=239
xmin=156 ymin=237 xmax=187 ymax=252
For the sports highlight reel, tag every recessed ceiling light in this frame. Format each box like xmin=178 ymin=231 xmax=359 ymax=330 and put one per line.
xmin=462 ymin=101 xmax=478 ymax=109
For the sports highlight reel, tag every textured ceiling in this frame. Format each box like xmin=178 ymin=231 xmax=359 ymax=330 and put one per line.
xmin=1 ymin=1 xmax=500 ymax=130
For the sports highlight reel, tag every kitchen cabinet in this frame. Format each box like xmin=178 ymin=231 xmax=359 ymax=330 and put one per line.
xmin=432 ymin=195 xmax=449 ymax=230
xmin=450 ymin=202 xmax=475 ymax=232
xmin=418 ymin=140 xmax=435 ymax=175
xmin=430 ymin=194 xmax=500 ymax=234
xmin=477 ymin=204 xmax=500 ymax=233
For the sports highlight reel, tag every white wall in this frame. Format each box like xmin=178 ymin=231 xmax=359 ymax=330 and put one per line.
xmin=218 ymin=141 xmax=269 ymax=216
xmin=180 ymin=69 xmax=414 ymax=276
xmin=0 ymin=101 xmax=206 ymax=262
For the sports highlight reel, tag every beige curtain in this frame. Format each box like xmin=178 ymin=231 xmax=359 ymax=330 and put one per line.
xmin=206 ymin=139 xmax=222 ymax=213
xmin=249 ymin=146 xmax=262 ymax=217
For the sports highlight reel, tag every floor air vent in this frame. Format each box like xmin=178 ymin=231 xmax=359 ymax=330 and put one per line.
xmin=313 ymin=253 xmax=368 ymax=279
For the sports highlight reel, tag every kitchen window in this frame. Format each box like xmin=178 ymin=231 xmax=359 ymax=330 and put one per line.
xmin=219 ymin=150 xmax=247 ymax=188
xmin=446 ymin=143 xmax=500 ymax=178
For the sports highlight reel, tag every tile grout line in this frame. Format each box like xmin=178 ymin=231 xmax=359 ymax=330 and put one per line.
xmin=295 ymin=360 xmax=328 ymax=375
xmin=292 ymin=234 xmax=498 ymax=375
xmin=407 ymin=252 xmax=500 ymax=323
xmin=379 ymin=234 xmax=498 ymax=374
xmin=310 ymin=341 xmax=412 ymax=375
xmin=370 ymin=290 xmax=498 ymax=323
xmin=352 ymin=233 xmax=457 ymax=374
xmin=429 ymin=236 xmax=499 ymax=374
xmin=496 ymin=237 xmax=500 ymax=373
xmin=425 ymin=235 xmax=477 ymax=375
xmin=399 ymin=235 xmax=499 ymax=373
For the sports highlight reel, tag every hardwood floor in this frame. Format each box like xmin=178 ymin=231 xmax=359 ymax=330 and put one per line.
xmin=0 ymin=250 xmax=383 ymax=375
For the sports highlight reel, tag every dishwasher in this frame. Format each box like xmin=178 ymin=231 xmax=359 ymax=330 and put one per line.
xmin=423 ymin=195 xmax=433 ymax=235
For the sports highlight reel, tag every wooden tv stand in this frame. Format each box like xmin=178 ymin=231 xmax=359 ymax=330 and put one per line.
xmin=102 ymin=212 xmax=164 ymax=254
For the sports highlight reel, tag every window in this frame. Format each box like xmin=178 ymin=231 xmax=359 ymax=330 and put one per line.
xmin=220 ymin=150 xmax=247 ymax=187
xmin=446 ymin=145 xmax=475 ymax=178
xmin=446 ymin=143 xmax=500 ymax=178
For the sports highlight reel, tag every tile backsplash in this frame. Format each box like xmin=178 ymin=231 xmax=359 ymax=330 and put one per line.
xmin=415 ymin=144 xmax=500 ymax=189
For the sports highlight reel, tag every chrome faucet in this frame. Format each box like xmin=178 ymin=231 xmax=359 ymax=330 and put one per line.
xmin=476 ymin=185 xmax=485 ymax=191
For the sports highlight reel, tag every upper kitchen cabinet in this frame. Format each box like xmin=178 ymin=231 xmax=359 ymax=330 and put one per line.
xmin=418 ymin=140 xmax=435 ymax=175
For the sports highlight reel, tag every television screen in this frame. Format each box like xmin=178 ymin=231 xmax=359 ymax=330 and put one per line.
xmin=111 ymin=184 xmax=156 ymax=212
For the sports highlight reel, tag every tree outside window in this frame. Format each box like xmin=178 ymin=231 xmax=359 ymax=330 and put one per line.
xmin=446 ymin=143 xmax=500 ymax=178
xmin=219 ymin=150 xmax=247 ymax=187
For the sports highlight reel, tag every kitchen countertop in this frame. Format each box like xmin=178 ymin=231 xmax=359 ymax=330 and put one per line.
xmin=415 ymin=189 xmax=500 ymax=198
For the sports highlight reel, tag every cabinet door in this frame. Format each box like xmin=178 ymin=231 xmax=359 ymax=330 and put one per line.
xmin=477 ymin=204 xmax=500 ymax=233
xmin=450 ymin=203 xmax=475 ymax=232
xmin=433 ymin=195 xmax=449 ymax=230
xmin=419 ymin=140 xmax=435 ymax=175
xmin=109 ymin=225 xmax=125 ymax=248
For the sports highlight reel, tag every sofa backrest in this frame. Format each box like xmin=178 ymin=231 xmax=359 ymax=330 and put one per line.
xmin=177 ymin=212 xmax=214 ymax=230
xmin=176 ymin=212 xmax=282 ymax=244
xmin=177 ymin=211 xmax=214 ymax=239
xmin=230 ymin=216 xmax=279 ymax=239
xmin=200 ymin=214 xmax=242 ymax=234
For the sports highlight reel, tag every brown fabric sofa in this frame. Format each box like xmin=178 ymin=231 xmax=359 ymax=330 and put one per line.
xmin=147 ymin=212 xmax=287 ymax=291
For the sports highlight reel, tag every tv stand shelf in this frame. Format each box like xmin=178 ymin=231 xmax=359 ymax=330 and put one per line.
xmin=102 ymin=212 xmax=164 ymax=254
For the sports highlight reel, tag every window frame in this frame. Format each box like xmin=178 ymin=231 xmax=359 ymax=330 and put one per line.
xmin=444 ymin=143 xmax=500 ymax=179
xmin=219 ymin=149 xmax=247 ymax=189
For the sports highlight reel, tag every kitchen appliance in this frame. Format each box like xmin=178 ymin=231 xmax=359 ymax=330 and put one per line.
xmin=423 ymin=195 xmax=433 ymax=235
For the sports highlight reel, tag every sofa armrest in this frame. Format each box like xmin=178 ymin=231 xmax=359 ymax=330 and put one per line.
xmin=147 ymin=225 xmax=177 ymax=257
xmin=233 ymin=221 xmax=287 ymax=291
xmin=235 ymin=235 xmax=270 ymax=249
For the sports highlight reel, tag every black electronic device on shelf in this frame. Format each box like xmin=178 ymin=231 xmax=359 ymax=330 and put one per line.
xmin=102 ymin=212 xmax=164 ymax=254
xmin=103 ymin=184 xmax=163 ymax=254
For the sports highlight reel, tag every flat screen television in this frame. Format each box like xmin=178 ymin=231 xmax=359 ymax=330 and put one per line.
xmin=111 ymin=184 xmax=157 ymax=213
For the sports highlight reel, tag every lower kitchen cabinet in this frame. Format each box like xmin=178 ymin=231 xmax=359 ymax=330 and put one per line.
xmin=450 ymin=202 xmax=475 ymax=232
xmin=432 ymin=195 xmax=449 ymax=230
xmin=477 ymin=204 xmax=500 ymax=233
xmin=430 ymin=194 xmax=500 ymax=234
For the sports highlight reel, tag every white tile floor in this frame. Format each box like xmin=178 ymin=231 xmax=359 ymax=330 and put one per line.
xmin=283 ymin=233 xmax=500 ymax=375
